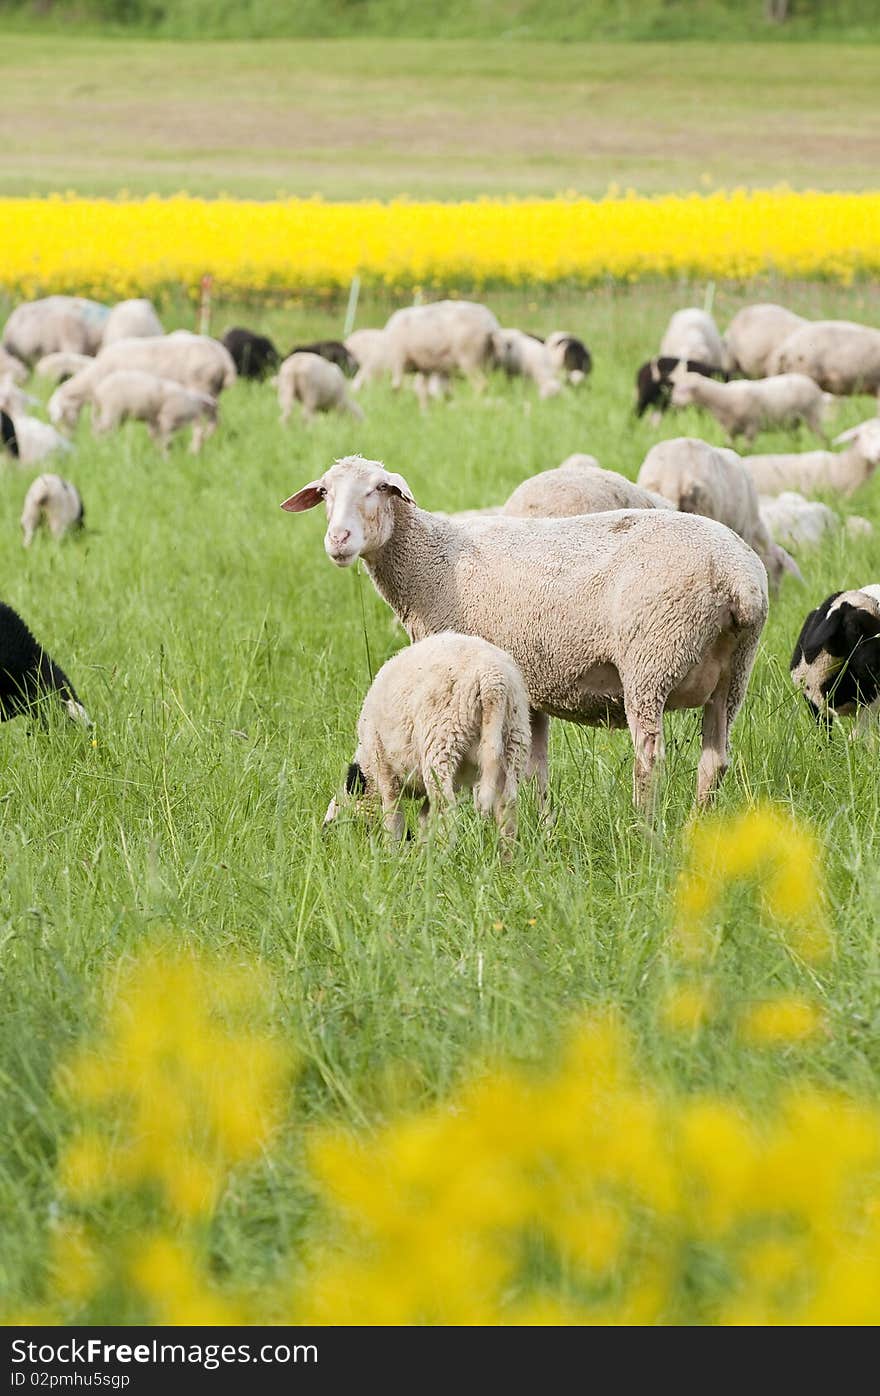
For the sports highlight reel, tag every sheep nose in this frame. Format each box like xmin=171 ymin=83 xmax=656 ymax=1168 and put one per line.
xmin=329 ymin=528 xmax=351 ymax=547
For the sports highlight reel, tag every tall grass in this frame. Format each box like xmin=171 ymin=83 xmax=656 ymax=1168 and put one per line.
xmin=3 ymin=279 xmax=880 ymax=1310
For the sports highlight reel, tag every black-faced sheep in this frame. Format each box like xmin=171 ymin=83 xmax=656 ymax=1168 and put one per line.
xmin=635 ymin=357 xmax=728 ymax=418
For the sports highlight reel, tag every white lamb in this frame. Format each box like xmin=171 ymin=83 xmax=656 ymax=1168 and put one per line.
xmin=491 ymin=329 xmax=562 ymax=398
xmin=758 ymin=492 xmax=872 ymax=551
xmin=91 ymin=369 xmax=218 ymax=453
xmin=384 ymin=300 xmax=499 ymax=392
xmin=741 ymin=418 xmax=880 ymax=497
xmin=637 ymin=437 xmax=801 ymax=591
xmin=20 ymin=474 xmax=84 ymax=546
xmin=324 ymin=632 xmax=531 ymax=840
xmin=281 ymin=455 xmax=768 ymax=810
xmin=724 ymin=304 xmax=808 ymax=378
xmin=102 ymin=299 xmax=164 ymax=346
xmin=670 ymin=370 xmax=832 ymax=443
xmin=277 ymin=352 xmax=364 ymax=424
xmin=503 ymin=457 xmax=670 ymax=518
xmin=660 ymin=308 xmax=729 ymax=371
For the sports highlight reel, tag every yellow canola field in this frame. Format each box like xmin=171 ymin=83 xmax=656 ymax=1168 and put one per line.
xmin=2 ymin=188 xmax=879 ymax=299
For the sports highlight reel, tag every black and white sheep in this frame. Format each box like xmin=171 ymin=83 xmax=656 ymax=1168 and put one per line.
xmin=790 ymin=587 xmax=880 ymax=732
xmin=634 ymin=357 xmax=729 ymax=418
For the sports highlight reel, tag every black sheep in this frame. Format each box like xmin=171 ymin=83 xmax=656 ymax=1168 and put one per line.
xmin=221 ymin=327 xmax=280 ymax=380
xmin=790 ymin=589 xmax=880 ymax=729
xmin=288 ymin=340 xmax=358 ymax=377
xmin=0 ymin=601 xmax=89 ymax=725
xmin=635 ymin=356 xmax=730 ymax=417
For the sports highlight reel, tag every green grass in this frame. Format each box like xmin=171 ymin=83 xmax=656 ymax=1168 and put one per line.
xmin=3 ymin=277 xmax=880 ymax=1311
xmin=1 ymin=36 xmax=879 ymax=198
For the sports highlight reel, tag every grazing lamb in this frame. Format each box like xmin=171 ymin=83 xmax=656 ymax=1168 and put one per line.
xmin=758 ymin=492 xmax=872 ymax=551
xmin=289 ymin=340 xmax=358 ymax=377
xmin=724 ymin=304 xmax=808 ymax=378
xmin=741 ymin=418 xmax=880 ymax=497
xmin=791 ymin=587 xmax=880 ymax=732
xmin=545 ymin=331 xmax=592 ymax=385
xmin=0 ymin=600 xmax=89 ymax=725
xmin=221 ymin=327 xmax=280 ymax=379
xmin=324 ymin=632 xmax=531 ymax=840
xmin=670 ymin=370 xmax=831 ymax=443
xmin=281 ymin=455 xmax=768 ymax=810
xmin=0 ymin=347 xmax=28 ymax=385
xmin=384 ymin=300 xmax=499 ymax=392
xmin=660 ymin=308 xmax=729 ymax=371
xmin=1 ymin=410 xmax=73 ymax=466
xmin=49 ymin=333 xmax=236 ymax=429
xmin=637 ymin=437 xmax=801 ymax=591
xmin=91 ymin=370 xmax=218 ymax=453
xmin=491 ymin=329 xmax=562 ymax=398
xmin=503 ymin=457 xmax=670 ymax=519
xmin=34 ymin=352 xmax=92 ymax=384
xmin=277 ymin=352 xmax=363 ymax=423
xmin=21 ymin=474 xmax=84 ymax=546
xmin=102 ymin=299 xmax=164 ymax=346
xmin=769 ymin=320 xmax=880 ymax=394
xmin=2 ymin=296 xmax=109 ymax=363
xmin=635 ymin=356 xmax=729 ymax=418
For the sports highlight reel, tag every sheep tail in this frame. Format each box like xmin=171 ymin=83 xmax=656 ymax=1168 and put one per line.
xmin=476 ymin=676 xmax=508 ymax=814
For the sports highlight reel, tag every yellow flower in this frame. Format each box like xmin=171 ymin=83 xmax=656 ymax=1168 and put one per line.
xmin=740 ymin=996 xmax=826 ymax=1045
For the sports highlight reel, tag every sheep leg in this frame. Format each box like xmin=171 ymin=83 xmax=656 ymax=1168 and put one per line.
xmin=526 ymin=709 xmax=550 ymax=808
xmin=624 ymin=693 xmax=666 ymax=812
xmin=697 ymin=684 xmax=730 ymax=805
xmin=373 ymin=758 xmax=406 ymax=841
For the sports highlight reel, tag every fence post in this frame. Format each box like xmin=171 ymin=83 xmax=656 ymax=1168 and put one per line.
xmin=198 ymin=274 xmax=213 ymax=336
xmin=343 ymin=274 xmax=361 ymax=339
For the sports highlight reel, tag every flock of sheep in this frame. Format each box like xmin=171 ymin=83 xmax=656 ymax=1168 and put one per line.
xmin=2 ymin=291 xmax=880 ymax=839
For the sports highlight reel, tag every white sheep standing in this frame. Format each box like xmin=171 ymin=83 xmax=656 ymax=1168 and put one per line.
xmin=491 ymin=329 xmax=562 ymax=398
xmin=660 ymin=308 xmax=730 ymax=371
xmin=277 ymin=352 xmax=364 ymax=424
xmin=21 ymin=474 xmax=84 ymax=546
xmin=49 ymin=333 xmax=237 ymax=430
xmin=2 ymin=296 xmax=110 ymax=363
xmin=637 ymin=437 xmax=801 ymax=591
xmin=91 ymin=370 xmax=218 ymax=453
xmin=324 ymin=632 xmax=531 ymax=840
xmin=281 ymin=455 xmax=768 ymax=810
xmin=670 ymin=369 xmax=832 ymax=443
xmin=102 ymin=299 xmax=164 ymax=346
xmin=741 ymin=418 xmax=880 ymax=497
xmin=768 ymin=320 xmax=880 ymax=394
xmin=758 ymin=491 xmax=872 ymax=551
xmin=503 ymin=456 xmax=670 ymax=518
xmin=723 ymin=303 xmax=807 ymax=378
xmin=384 ymin=300 xmax=499 ymax=393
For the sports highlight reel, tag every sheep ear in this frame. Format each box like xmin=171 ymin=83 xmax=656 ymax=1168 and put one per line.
xmin=382 ymin=471 xmax=415 ymax=503
xmin=280 ymin=482 xmax=325 ymax=512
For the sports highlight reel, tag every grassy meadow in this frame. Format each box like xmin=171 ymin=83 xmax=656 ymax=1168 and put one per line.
xmin=4 ymin=278 xmax=880 ymax=1316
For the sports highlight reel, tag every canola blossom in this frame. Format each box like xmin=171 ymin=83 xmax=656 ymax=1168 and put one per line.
xmin=2 ymin=189 xmax=880 ymax=301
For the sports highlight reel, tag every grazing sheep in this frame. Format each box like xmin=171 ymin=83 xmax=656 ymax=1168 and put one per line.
xmin=102 ymin=299 xmax=164 ymax=346
xmin=545 ymin=331 xmax=592 ymax=385
xmin=324 ymin=632 xmax=531 ymax=840
xmin=281 ymin=455 xmax=768 ymax=810
xmin=637 ymin=437 xmax=801 ymax=591
xmin=491 ymin=329 xmax=562 ymax=399
xmin=384 ymin=300 xmax=499 ymax=392
xmin=1 ymin=410 xmax=73 ymax=466
xmin=277 ymin=352 xmax=364 ymax=424
xmin=660 ymin=308 xmax=729 ymax=371
xmin=289 ymin=340 xmax=358 ymax=376
xmin=0 ymin=346 xmax=28 ymax=385
xmin=503 ymin=457 xmax=670 ymax=519
xmin=21 ymin=474 xmax=84 ymax=546
xmin=769 ymin=320 xmax=880 ymax=394
xmin=758 ymin=492 xmax=872 ymax=551
xmin=670 ymin=370 xmax=831 ymax=443
xmin=635 ymin=356 xmax=729 ymax=418
xmin=742 ymin=418 xmax=880 ymax=497
xmin=724 ymin=303 xmax=808 ymax=378
xmin=221 ymin=327 xmax=280 ymax=380
xmin=2 ymin=296 xmax=109 ymax=363
xmin=0 ymin=600 xmax=89 ymax=725
xmin=49 ymin=333 xmax=236 ymax=430
xmin=34 ymin=352 xmax=93 ymax=384
xmin=91 ymin=370 xmax=218 ymax=453
xmin=791 ymin=587 xmax=880 ymax=733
